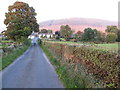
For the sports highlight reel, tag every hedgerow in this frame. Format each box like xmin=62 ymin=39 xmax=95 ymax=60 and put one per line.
xmin=42 ymin=41 xmax=119 ymax=88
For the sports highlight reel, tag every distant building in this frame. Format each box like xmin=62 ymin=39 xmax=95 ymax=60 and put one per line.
xmin=28 ymin=31 xmax=38 ymax=39
xmin=38 ymin=33 xmax=53 ymax=39
xmin=28 ymin=31 xmax=54 ymax=39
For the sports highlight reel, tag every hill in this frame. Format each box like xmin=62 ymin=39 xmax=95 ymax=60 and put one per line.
xmin=39 ymin=18 xmax=117 ymax=33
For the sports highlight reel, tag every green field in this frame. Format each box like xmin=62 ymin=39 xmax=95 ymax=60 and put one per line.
xmin=1 ymin=40 xmax=13 ymax=43
xmin=96 ymin=43 xmax=118 ymax=51
xmin=46 ymin=41 xmax=118 ymax=52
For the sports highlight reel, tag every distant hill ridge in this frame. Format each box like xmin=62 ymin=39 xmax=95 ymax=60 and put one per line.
xmin=39 ymin=18 xmax=117 ymax=32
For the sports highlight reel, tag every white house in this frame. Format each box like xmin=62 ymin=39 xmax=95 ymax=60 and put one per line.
xmin=38 ymin=33 xmax=53 ymax=39
xmin=28 ymin=31 xmax=38 ymax=39
xmin=28 ymin=31 xmax=54 ymax=39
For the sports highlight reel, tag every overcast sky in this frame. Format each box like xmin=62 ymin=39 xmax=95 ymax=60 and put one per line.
xmin=0 ymin=0 xmax=119 ymax=31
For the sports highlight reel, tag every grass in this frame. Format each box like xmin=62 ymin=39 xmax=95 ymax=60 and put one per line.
xmin=40 ymin=43 xmax=86 ymax=88
xmin=1 ymin=40 xmax=13 ymax=43
xmin=1 ymin=44 xmax=29 ymax=70
xmin=96 ymin=43 xmax=118 ymax=50
xmin=0 ymin=40 xmax=14 ymax=49
xmin=48 ymin=40 xmax=83 ymax=44
xmin=46 ymin=40 xmax=118 ymax=51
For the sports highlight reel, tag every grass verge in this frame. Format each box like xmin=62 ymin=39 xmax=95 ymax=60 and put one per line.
xmin=40 ymin=44 xmax=86 ymax=88
xmin=1 ymin=45 xmax=29 ymax=70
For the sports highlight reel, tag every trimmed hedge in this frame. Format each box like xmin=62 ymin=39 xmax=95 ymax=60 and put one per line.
xmin=42 ymin=41 xmax=120 ymax=88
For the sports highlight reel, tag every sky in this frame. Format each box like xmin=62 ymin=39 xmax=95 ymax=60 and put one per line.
xmin=0 ymin=0 xmax=119 ymax=32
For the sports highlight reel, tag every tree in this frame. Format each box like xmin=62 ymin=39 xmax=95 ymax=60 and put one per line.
xmin=76 ymin=31 xmax=83 ymax=36
xmin=105 ymin=26 xmax=120 ymax=42
xmin=55 ymin=31 xmax=61 ymax=39
xmin=93 ymin=29 xmax=103 ymax=42
xmin=4 ymin=1 xmax=39 ymax=42
xmin=76 ymin=31 xmax=83 ymax=40
xmin=99 ymin=32 xmax=106 ymax=42
xmin=105 ymin=26 xmax=118 ymax=34
xmin=60 ymin=25 xmax=73 ymax=41
xmin=74 ymin=34 xmax=78 ymax=39
xmin=40 ymin=29 xmax=48 ymax=33
xmin=82 ymin=28 xmax=96 ymax=41
xmin=106 ymin=33 xmax=117 ymax=43
xmin=55 ymin=31 xmax=60 ymax=36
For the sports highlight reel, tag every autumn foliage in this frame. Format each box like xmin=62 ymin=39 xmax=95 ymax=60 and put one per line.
xmin=4 ymin=1 xmax=39 ymax=42
xmin=43 ymin=41 xmax=120 ymax=88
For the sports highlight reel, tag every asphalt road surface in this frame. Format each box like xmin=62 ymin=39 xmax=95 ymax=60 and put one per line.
xmin=2 ymin=43 xmax=63 ymax=88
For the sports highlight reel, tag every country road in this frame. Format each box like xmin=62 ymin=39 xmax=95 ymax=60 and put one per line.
xmin=2 ymin=42 xmax=64 ymax=88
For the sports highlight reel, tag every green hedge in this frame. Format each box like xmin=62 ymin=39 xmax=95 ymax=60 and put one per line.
xmin=42 ymin=41 xmax=119 ymax=88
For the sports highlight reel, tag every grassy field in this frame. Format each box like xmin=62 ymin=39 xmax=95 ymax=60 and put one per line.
xmin=46 ymin=41 xmax=118 ymax=52
xmin=96 ymin=43 xmax=118 ymax=50
xmin=1 ymin=40 xmax=13 ymax=43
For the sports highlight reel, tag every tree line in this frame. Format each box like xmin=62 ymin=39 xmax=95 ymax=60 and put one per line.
xmin=55 ymin=25 xmax=120 ymax=43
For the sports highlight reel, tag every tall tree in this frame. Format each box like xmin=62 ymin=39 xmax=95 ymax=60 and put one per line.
xmin=93 ymin=29 xmax=102 ymax=41
xmin=76 ymin=31 xmax=83 ymax=40
xmin=105 ymin=26 xmax=118 ymax=34
xmin=76 ymin=31 xmax=83 ymax=36
xmin=82 ymin=28 xmax=96 ymax=41
xmin=60 ymin=25 xmax=73 ymax=41
xmin=4 ymin=1 xmax=39 ymax=42
xmin=105 ymin=26 xmax=120 ymax=42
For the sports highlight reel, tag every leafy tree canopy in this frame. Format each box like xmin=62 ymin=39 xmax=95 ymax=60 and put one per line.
xmin=106 ymin=33 xmax=117 ymax=43
xmin=60 ymin=25 xmax=73 ymax=41
xmin=105 ymin=26 xmax=118 ymax=34
xmin=105 ymin=26 xmax=120 ymax=42
xmin=4 ymin=1 xmax=39 ymax=42
xmin=82 ymin=28 xmax=96 ymax=41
